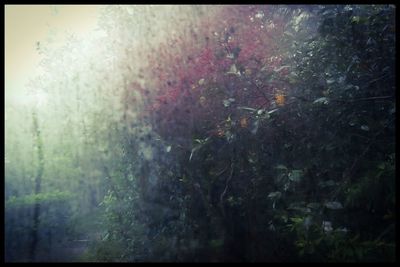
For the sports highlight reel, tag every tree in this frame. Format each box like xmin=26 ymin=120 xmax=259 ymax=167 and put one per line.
xmin=28 ymin=110 xmax=45 ymax=261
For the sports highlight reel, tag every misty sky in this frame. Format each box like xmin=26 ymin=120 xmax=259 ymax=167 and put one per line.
xmin=5 ymin=5 xmax=101 ymax=99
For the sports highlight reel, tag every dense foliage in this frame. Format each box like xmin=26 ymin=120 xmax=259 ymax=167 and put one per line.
xmin=5 ymin=5 xmax=395 ymax=262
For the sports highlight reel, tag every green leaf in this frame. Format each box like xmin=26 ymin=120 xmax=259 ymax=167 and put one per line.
xmin=209 ymin=239 xmax=224 ymax=248
xmin=288 ymin=204 xmax=311 ymax=213
xmin=325 ymin=201 xmax=343 ymax=210
xmin=284 ymin=31 xmax=294 ymax=37
xmin=351 ymin=16 xmax=360 ymax=23
xmin=223 ymin=98 xmax=235 ymax=107
xmin=189 ymin=147 xmax=199 ymax=161
xmin=227 ymin=64 xmax=240 ymax=76
xmin=377 ymin=162 xmax=386 ymax=170
xmin=326 ymin=78 xmax=335 ymax=84
xmin=275 ymin=164 xmax=288 ymax=170
xmin=273 ymin=65 xmax=290 ymax=72
xmin=268 ymin=108 xmax=279 ymax=114
xmin=268 ymin=191 xmax=282 ymax=199
xmin=313 ymin=97 xmax=329 ymax=105
xmin=307 ymin=202 xmax=321 ymax=209
xmin=189 ymin=138 xmax=210 ymax=161
xmin=318 ymin=180 xmax=336 ymax=188
xmin=289 ymin=170 xmax=303 ymax=182
xmin=237 ymin=106 xmax=257 ymax=112
xmin=290 ymin=216 xmax=304 ymax=224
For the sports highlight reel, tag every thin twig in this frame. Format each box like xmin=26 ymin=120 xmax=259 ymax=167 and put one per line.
xmin=290 ymin=95 xmax=394 ymax=103
xmin=331 ymin=117 xmax=395 ymax=200
xmin=331 ymin=95 xmax=394 ymax=102
xmin=248 ymin=79 xmax=270 ymax=103
xmin=364 ymin=73 xmax=391 ymax=86
xmin=215 ymin=165 xmax=229 ymax=177
xmin=219 ymin=158 xmax=235 ymax=217
xmin=375 ymin=223 xmax=394 ymax=241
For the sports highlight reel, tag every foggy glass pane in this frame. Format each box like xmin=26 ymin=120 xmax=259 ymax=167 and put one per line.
xmin=5 ymin=5 xmax=395 ymax=262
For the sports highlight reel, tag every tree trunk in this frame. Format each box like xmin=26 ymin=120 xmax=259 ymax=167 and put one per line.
xmin=29 ymin=111 xmax=44 ymax=261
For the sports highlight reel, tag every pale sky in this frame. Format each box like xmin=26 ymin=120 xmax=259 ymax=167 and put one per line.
xmin=5 ymin=5 xmax=102 ymax=96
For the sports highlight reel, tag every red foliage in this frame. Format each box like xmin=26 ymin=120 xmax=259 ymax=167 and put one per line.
xmin=130 ymin=6 xmax=292 ymax=144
